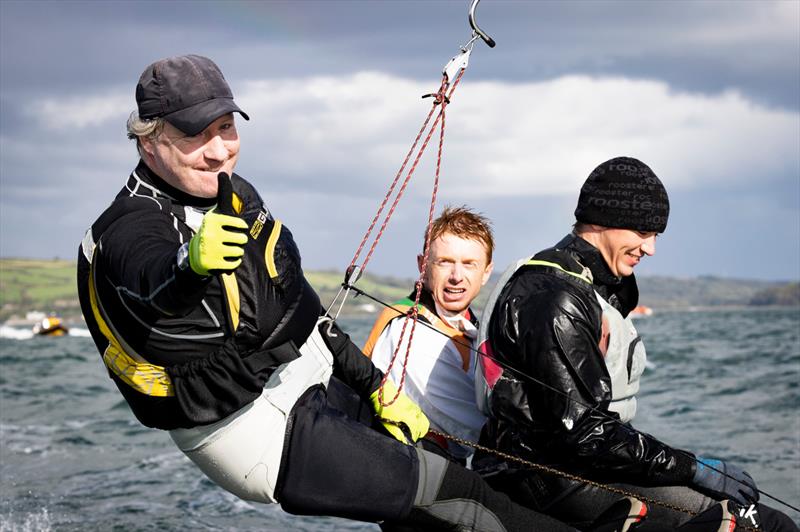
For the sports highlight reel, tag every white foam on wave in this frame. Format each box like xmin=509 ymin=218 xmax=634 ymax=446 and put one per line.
xmin=0 ymin=508 xmax=52 ymax=532
xmin=0 ymin=326 xmax=90 ymax=339
xmin=0 ymin=326 xmax=34 ymax=340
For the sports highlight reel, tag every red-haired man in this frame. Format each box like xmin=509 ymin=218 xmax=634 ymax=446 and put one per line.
xmin=364 ymin=206 xmax=494 ymax=462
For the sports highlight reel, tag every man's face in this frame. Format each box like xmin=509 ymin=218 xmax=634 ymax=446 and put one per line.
xmin=141 ymin=114 xmax=240 ymax=198
xmin=419 ymin=232 xmax=493 ymax=317
xmin=592 ymin=227 xmax=657 ymax=277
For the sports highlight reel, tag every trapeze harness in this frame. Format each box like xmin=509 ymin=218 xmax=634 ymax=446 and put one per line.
xmin=169 ymin=322 xmax=333 ymax=504
xmin=79 ymin=177 xmax=334 ymax=504
xmin=475 ymin=257 xmax=646 ymax=423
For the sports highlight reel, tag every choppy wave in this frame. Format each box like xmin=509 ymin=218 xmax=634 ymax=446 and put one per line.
xmin=0 ymin=326 xmax=34 ymax=340
xmin=0 ymin=326 xmax=91 ymax=340
xmin=1 ymin=309 xmax=798 ymax=529
xmin=0 ymin=508 xmax=52 ymax=532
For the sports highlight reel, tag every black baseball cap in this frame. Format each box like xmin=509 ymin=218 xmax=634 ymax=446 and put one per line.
xmin=136 ymin=55 xmax=249 ymax=136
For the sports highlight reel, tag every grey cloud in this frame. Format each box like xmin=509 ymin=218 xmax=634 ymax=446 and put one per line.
xmin=2 ymin=1 xmax=796 ymax=109
xmin=1 ymin=0 xmax=798 ymax=281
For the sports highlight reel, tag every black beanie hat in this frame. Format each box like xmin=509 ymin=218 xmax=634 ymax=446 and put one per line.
xmin=574 ymin=157 xmax=669 ymax=233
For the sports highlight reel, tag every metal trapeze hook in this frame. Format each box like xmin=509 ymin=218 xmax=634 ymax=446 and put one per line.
xmin=442 ymin=0 xmax=496 ymax=82
xmin=469 ymin=0 xmax=496 ymax=49
xmin=338 ymin=0 xmax=497 ymax=327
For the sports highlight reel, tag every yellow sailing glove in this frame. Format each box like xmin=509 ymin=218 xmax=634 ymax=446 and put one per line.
xmin=188 ymin=173 xmax=249 ymax=276
xmin=369 ymin=379 xmax=430 ymax=445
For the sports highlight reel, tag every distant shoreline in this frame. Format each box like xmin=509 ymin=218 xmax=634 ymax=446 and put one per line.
xmin=1 ymin=258 xmax=797 ymax=323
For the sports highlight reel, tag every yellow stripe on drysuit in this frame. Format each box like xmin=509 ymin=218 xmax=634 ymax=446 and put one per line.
xmin=525 ymin=259 xmax=592 ymax=284
xmin=88 ymin=264 xmax=174 ymax=397
xmin=221 ymin=192 xmax=243 ymax=331
xmin=90 ymin=204 xmax=248 ymax=396
xmin=220 ymin=272 xmax=240 ymax=331
xmin=265 ymin=220 xmax=283 ymax=281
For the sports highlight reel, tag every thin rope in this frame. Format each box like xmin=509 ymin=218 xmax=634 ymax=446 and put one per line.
xmin=350 ymin=68 xmax=466 ymax=277
xmin=428 ymin=429 xmax=698 ymax=517
xmin=325 ymin=73 xmax=462 ymax=326
xmin=351 ymin=283 xmax=798 ymax=516
xmin=378 ymin=73 xmax=456 ymax=407
xmin=426 ymin=429 xmax=759 ymax=532
xmin=346 ymin=97 xmax=440 ymax=275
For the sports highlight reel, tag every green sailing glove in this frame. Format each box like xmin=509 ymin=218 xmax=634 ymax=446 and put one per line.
xmin=188 ymin=173 xmax=249 ymax=276
xmin=370 ymin=379 xmax=430 ymax=445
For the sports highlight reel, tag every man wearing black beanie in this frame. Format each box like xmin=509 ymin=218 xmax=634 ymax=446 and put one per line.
xmin=473 ymin=157 xmax=798 ymax=531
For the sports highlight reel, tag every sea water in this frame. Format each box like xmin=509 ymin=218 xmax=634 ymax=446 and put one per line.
xmin=1 ymin=308 xmax=798 ymax=530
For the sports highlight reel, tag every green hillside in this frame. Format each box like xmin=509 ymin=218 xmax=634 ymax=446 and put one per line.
xmin=0 ymin=259 xmax=79 ymax=320
xmin=637 ymin=275 xmax=794 ymax=309
xmin=750 ymin=282 xmax=800 ymax=306
xmin=0 ymin=259 xmax=415 ymax=322
xmin=1 ymin=258 xmax=797 ymax=323
xmin=303 ymin=269 xmax=411 ymax=311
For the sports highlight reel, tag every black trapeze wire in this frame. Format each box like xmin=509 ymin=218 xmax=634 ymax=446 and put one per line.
xmin=341 ymin=282 xmax=800 ymax=515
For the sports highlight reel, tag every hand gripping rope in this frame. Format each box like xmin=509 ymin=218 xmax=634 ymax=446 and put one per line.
xmin=324 ymin=0 xmax=495 ymax=408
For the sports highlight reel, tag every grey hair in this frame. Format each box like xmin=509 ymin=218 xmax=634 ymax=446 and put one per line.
xmin=126 ymin=111 xmax=165 ymax=156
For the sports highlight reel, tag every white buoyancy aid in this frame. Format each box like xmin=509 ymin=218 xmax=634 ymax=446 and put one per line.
xmin=594 ymin=292 xmax=646 ymax=422
xmin=370 ymin=309 xmax=484 ymax=459
xmin=168 ymin=318 xmax=334 ymax=504
xmin=476 ymin=258 xmax=646 ymax=423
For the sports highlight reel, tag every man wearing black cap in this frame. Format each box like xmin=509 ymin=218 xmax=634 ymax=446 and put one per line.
xmin=76 ymin=55 xmax=590 ymax=531
xmin=474 ymin=157 xmax=798 ymax=530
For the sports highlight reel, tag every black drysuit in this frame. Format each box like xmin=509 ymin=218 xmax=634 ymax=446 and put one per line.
xmin=476 ymin=233 xmax=797 ymax=531
xmin=77 ymin=160 xmax=575 ymax=531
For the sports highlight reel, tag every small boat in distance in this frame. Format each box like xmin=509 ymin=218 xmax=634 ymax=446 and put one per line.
xmin=630 ymin=305 xmax=654 ymax=318
xmin=32 ymin=316 xmax=69 ymax=337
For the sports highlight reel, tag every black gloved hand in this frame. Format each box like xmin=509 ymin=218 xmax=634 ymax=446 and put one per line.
xmin=691 ymin=457 xmax=759 ymax=505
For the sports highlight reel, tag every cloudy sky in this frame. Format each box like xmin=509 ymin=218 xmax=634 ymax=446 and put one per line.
xmin=1 ymin=0 xmax=798 ymax=281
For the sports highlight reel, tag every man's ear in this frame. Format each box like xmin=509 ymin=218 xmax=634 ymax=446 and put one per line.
xmin=417 ymin=254 xmax=424 ymax=274
xmin=481 ymin=261 xmax=494 ymax=286
xmin=138 ymin=136 xmax=155 ymax=158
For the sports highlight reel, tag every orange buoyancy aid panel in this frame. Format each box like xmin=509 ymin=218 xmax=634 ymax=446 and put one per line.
xmin=363 ymin=296 xmax=472 ymax=372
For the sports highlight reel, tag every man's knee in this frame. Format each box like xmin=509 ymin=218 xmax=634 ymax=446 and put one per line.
xmin=412 ymin=448 xmax=506 ymax=531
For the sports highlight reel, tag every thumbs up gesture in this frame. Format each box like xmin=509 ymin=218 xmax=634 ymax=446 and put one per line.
xmin=188 ymin=173 xmax=249 ymax=276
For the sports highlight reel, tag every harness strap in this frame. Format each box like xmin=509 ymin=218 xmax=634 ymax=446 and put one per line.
xmin=364 ymin=300 xmax=472 ymax=372
xmin=525 ymin=259 xmax=592 ymax=284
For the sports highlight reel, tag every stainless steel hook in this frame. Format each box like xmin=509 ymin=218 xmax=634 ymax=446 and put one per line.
xmin=469 ymin=0 xmax=496 ymax=48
